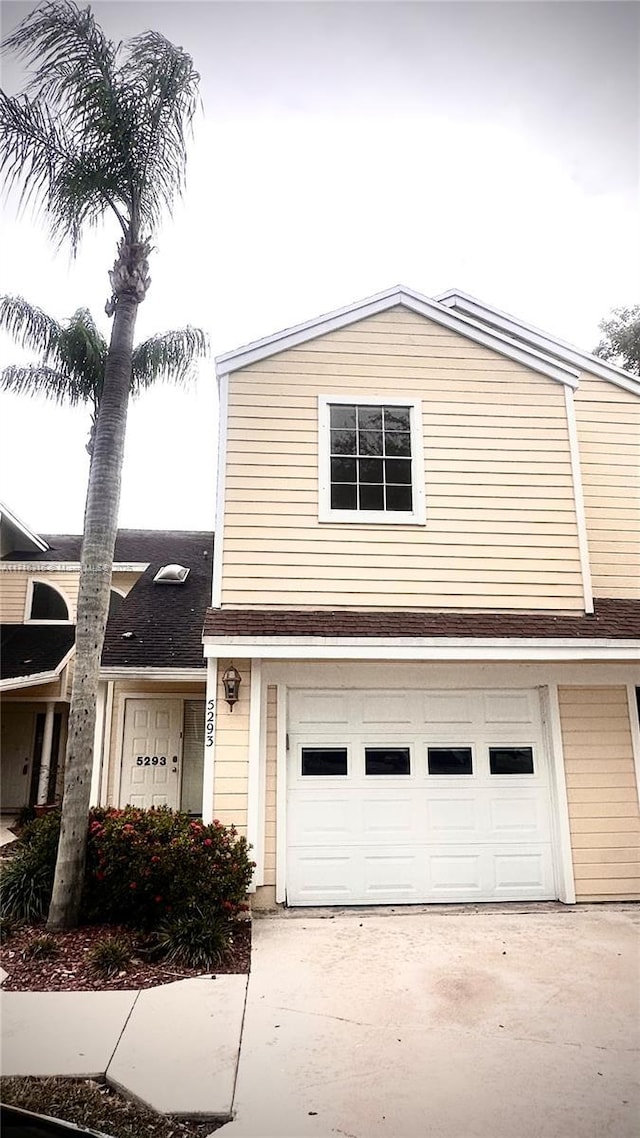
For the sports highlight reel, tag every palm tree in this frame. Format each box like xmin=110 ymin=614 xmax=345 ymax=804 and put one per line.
xmin=0 ymin=295 xmax=208 ymax=455
xmin=0 ymin=1 xmax=201 ymax=928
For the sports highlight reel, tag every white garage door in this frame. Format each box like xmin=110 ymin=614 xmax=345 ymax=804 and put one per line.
xmin=287 ymin=688 xmax=557 ymax=905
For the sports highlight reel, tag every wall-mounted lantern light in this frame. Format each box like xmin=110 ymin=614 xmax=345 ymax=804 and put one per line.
xmin=222 ymin=663 xmax=242 ymax=711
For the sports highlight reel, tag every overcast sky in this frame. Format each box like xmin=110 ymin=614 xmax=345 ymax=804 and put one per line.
xmin=1 ymin=0 xmax=638 ymax=533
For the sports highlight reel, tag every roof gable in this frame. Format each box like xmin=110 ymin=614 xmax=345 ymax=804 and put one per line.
xmin=435 ymin=289 xmax=640 ymax=397
xmin=216 ymin=286 xmax=580 ymax=387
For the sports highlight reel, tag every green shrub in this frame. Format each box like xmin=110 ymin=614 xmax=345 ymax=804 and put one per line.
xmin=84 ymin=806 xmax=254 ymax=930
xmin=14 ymin=805 xmax=36 ymax=831
xmin=0 ymin=805 xmax=254 ymax=934
xmin=0 ymin=810 xmax=61 ymax=922
xmin=87 ymin=934 xmax=132 ymax=978
xmin=153 ymin=903 xmax=232 ymax=969
xmin=0 ymin=914 xmax=22 ymax=942
xmin=0 ymin=809 xmax=61 ymax=921
xmin=23 ymin=933 xmax=58 ymax=961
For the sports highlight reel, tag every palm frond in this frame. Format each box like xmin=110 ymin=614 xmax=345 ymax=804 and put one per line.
xmin=1 ymin=3 xmax=131 ymax=245
xmin=0 ymin=295 xmax=64 ymax=359
xmin=120 ymin=31 xmax=200 ymax=234
xmin=1 ymin=2 xmax=201 ymax=252
xmin=58 ymin=308 xmax=108 ymax=407
xmin=3 ymin=1 xmax=117 ymax=129
xmin=0 ymin=363 xmax=92 ymax=405
xmin=131 ymin=326 xmax=208 ymax=394
xmin=0 ymin=302 xmax=108 ymax=410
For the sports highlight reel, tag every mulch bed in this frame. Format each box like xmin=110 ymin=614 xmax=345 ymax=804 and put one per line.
xmin=1 ymin=1077 xmax=227 ymax=1135
xmin=0 ymin=920 xmax=251 ymax=992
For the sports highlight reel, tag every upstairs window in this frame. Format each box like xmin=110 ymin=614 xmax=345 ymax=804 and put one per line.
xmin=319 ymin=396 xmax=425 ymax=524
xmin=29 ymin=581 xmax=69 ymax=621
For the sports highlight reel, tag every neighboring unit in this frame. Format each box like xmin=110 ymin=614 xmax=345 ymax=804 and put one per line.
xmin=203 ymin=285 xmax=640 ymax=908
xmin=0 ymin=502 xmax=213 ymax=818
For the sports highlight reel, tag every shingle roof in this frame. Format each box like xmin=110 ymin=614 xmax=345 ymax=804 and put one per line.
xmin=1 ymin=625 xmax=75 ymax=679
xmin=2 ymin=530 xmax=202 ymax=563
xmin=203 ymin=599 xmax=640 ymax=640
xmin=102 ymin=531 xmax=213 ymax=669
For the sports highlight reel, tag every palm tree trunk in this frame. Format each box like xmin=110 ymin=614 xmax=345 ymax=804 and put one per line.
xmin=47 ymin=287 xmax=139 ymax=929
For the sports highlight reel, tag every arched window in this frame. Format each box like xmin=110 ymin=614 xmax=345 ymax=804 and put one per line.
xmin=29 ymin=581 xmax=69 ymax=621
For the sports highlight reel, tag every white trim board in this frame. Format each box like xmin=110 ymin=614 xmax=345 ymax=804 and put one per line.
xmin=211 ymin=373 xmax=229 ymax=608
xmin=627 ymin=684 xmax=640 ymax=813
xmin=0 ymin=562 xmax=150 ymax=573
xmin=215 ymin=285 xmax=579 ymax=386
xmin=203 ymin=638 xmax=640 ymax=661
xmin=0 ymin=500 xmax=49 ymax=552
xmin=0 ymin=643 xmax=75 ymax=693
xmin=541 ymin=683 xmax=576 ymax=904
xmin=564 ymin=386 xmax=593 ymax=614
xmin=436 ymin=289 xmax=640 ymax=397
xmin=99 ymin=667 xmax=206 ymax=682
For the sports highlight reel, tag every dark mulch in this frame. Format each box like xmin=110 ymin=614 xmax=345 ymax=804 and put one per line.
xmin=0 ymin=920 xmax=251 ymax=992
xmin=0 ymin=1077 xmax=227 ymax=1135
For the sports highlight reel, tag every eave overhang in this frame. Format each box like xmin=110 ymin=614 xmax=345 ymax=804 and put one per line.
xmin=215 ymin=285 xmax=580 ymax=387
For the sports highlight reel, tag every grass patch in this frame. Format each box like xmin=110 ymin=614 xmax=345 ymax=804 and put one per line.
xmin=0 ymin=1077 xmax=227 ymax=1136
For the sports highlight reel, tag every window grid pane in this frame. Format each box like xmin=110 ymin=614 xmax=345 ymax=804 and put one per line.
xmin=329 ymin=403 xmax=414 ymax=512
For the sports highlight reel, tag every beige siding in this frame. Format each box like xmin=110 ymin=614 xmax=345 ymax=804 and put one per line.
xmin=574 ymin=373 xmax=640 ymax=599
xmin=264 ymin=685 xmax=278 ymax=885
xmin=210 ymin=662 xmax=251 ymax=835
xmin=222 ymin=309 xmax=583 ymax=610
xmin=0 ymin=569 xmax=79 ymax=622
xmin=111 ymin=571 xmax=142 ymax=596
xmin=3 ymin=679 xmax=65 ymax=701
xmin=0 ymin=567 xmax=141 ymax=623
xmin=559 ymin=686 xmax=640 ymax=901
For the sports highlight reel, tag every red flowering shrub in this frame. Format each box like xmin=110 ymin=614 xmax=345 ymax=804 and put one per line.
xmin=83 ymin=806 xmax=254 ymax=929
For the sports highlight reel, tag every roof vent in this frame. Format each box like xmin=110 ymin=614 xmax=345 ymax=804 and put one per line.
xmin=153 ymin=564 xmax=190 ymax=585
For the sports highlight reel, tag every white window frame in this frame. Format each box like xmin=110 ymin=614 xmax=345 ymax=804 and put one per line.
xmin=318 ymin=395 xmax=426 ymax=525
xmin=24 ymin=578 xmax=73 ymax=624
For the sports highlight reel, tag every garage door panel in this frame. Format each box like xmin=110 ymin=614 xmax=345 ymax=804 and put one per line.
xmin=288 ymin=793 xmax=354 ymax=843
xmin=493 ymin=848 xmax=554 ymax=894
xmin=489 ymin=795 xmax=549 ymax=837
xmin=361 ymin=794 xmax=419 ymax=839
xmin=362 ymin=853 xmax=420 ymax=900
xmin=482 ymin=690 xmax=537 ymax=724
xmin=426 ymin=795 xmax=480 ymax=836
xmin=423 ymin=691 xmax=475 ymax=724
xmin=429 ymin=853 xmax=483 ymax=893
xmin=361 ymin=692 xmax=413 ymax=725
xmin=291 ymin=691 xmax=350 ymax=727
xmin=289 ymin=851 xmax=356 ymax=903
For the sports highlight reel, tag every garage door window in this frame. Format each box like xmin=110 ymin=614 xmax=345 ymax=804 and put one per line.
xmin=489 ymin=746 xmax=535 ymax=775
xmin=365 ymin=747 xmax=411 ymax=775
xmin=301 ymin=747 xmax=348 ymax=776
xmin=428 ymin=747 xmax=473 ymax=775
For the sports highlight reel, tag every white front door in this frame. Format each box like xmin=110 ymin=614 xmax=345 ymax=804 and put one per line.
xmin=120 ymin=699 xmax=183 ymax=809
xmin=287 ymin=688 xmax=557 ymax=906
xmin=1 ymin=707 xmax=36 ymax=808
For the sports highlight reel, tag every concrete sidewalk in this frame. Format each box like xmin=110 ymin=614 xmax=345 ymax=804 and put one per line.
xmin=1 ymin=974 xmax=247 ymax=1121
xmin=223 ymin=906 xmax=640 ymax=1138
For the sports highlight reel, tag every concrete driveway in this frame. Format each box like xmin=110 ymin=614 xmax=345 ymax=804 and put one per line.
xmin=222 ymin=905 xmax=639 ymax=1138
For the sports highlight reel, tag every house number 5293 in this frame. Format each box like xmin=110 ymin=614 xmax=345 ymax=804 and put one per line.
xmin=206 ymin=699 xmax=215 ymax=747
